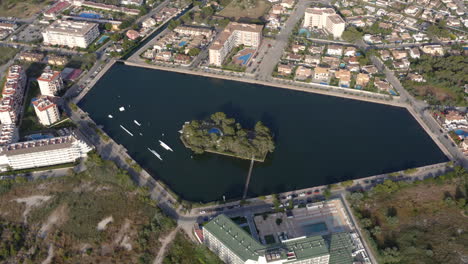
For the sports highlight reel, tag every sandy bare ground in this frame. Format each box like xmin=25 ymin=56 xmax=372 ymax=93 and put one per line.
xmin=153 ymin=227 xmax=179 ymax=264
xmin=97 ymin=216 xmax=114 ymax=231
xmin=39 ymin=204 xmax=68 ymax=238
xmin=41 ymin=244 xmax=54 ymax=264
xmin=13 ymin=195 xmax=52 ymax=223
xmin=114 ymin=218 xmax=133 ymax=251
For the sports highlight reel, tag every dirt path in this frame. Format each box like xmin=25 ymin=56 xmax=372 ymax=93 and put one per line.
xmin=153 ymin=227 xmax=179 ymax=264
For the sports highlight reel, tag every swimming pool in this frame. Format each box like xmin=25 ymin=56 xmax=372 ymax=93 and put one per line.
xmin=238 ymin=53 xmax=252 ymax=65
xmin=26 ymin=134 xmax=53 ymax=140
xmin=301 ymin=222 xmax=328 ymax=235
xmin=389 ymin=89 xmax=398 ymax=96
xmin=96 ymin=35 xmax=109 ymax=45
xmin=179 ymin=41 xmax=187 ymax=47
xmin=79 ymin=12 xmax=101 ymax=19
xmin=455 ymin=129 xmax=468 ymax=137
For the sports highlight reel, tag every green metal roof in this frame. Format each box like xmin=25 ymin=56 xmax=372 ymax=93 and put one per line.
xmin=204 ymin=215 xmax=354 ymax=263
xmin=204 ymin=214 xmax=265 ymax=261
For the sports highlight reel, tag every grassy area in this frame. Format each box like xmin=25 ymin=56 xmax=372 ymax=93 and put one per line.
xmin=163 ymin=231 xmax=223 ymax=264
xmin=19 ymin=81 xmax=43 ymax=136
xmin=0 ymin=0 xmax=51 ymax=18
xmin=0 ymin=152 xmax=176 ymax=263
xmin=218 ymin=0 xmax=271 ymax=20
xmin=0 ymin=47 xmax=19 ymax=66
xmin=348 ymin=167 xmax=468 ymax=264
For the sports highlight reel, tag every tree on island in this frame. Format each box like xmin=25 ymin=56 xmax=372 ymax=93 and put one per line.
xmin=180 ymin=112 xmax=275 ymax=160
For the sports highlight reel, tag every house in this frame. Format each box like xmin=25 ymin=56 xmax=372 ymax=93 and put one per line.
xmin=421 ymin=45 xmax=444 ymax=56
xmin=360 ymin=65 xmax=377 ymax=75
xmin=347 ymin=56 xmax=359 ymax=65
xmin=126 ymin=29 xmax=140 ymax=40
xmin=326 ymin=45 xmax=343 ymax=56
xmin=280 ymin=0 xmax=295 ymax=9
xmin=295 ymin=66 xmax=312 ymax=80
xmin=174 ymin=54 xmax=191 ymax=65
xmin=348 ymin=64 xmax=360 ymax=72
xmin=308 ymin=46 xmax=324 ymax=55
xmin=305 ymin=55 xmax=320 ymax=65
xmin=378 ymin=50 xmax=391 ymax=60
xmin=286 ymin=53 xmax=303 ymax=62
xmin=356 ymin=73 xmax=370 ymax=87
xmin=334 ymin=69 xmax=351 ymax=87
xmin=291 ymin=44 xmax=306 ymax=53
xmin=314 ymin=66 xmax=329 ymax=80
xmin=408 ymin=73 xmax=425 ymax=82
xmin=155 ymin=51 xmax=172 ymax=62
xmin=392 ymin=60 xmax=409 ymax=69
xmin=445 ymin=110 xmax=466 ymax=125
xmin=408 ymin=47 xmax=420 ymax=59
xmin=348 ymin=19 xmax=366 ymax=27
xmin=321 ymin=56 xmax=340 ymax=69
xmin=374 ymin=77 xmax=392 ymax=92
xmin=142 ymin=17 xmax=157 ymax=28
xmin=277 ymin=64 xmax=293 ymax=75
xmin=405 ymin=5 xmax=419 ymax=15
xmin=344 ymin=47 xmax=357 ymax=57
xmin=390 ymin=49 xmax=407 ymax=60
xmin=19 ymin=52 xmax=44 ymax=63
xmin=47 ymin=55 xmax=68 ymax=66
xmin=412 ymin=33 xmax=429 ymax=42
xmin=271 ymin=4 xmax=285 ymax=14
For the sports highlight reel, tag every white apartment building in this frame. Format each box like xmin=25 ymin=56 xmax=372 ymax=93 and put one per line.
xmin=0 ymin=65 xmax=26 ymax=125
xmin=0 ymin=134 xmax=92 ymax=171
xmin=0 ymin=124 xmax=18 ymax=146
xmin=32 ymin=96 xmax=60 ymax=126
xmin=303 ymin=8 xmax=345 ymax=38
xmin=209 ymin=22 xmax=263 ymax=66
xmin=37 ymin=67 xmax=64 ymax=96
xmin=42 ymin=20 xmax=99 ymax=48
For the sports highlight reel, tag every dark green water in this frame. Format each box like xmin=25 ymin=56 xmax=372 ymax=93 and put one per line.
xmin=79 ymin=64 xmax=448 ymax=202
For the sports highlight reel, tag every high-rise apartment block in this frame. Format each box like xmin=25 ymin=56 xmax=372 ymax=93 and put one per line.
xmin=42 ymin=20 xmax=99 ymax=48
xmin=37 ymin=67 xmax=64 ymax=96
xmin=0 ymin=134 xmax=92 ymax=171
xmin=209 ymin=22 xmax=263 ymax=66
xmin=32 ymin=96 xmax=60 ymax=126
xmin=0 ymin=65 xmax=27 ymax=125
xmin=303 ymin=8 xmax=345 ymax=38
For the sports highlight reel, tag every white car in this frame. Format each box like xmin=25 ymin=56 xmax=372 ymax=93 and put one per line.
xmin=199 ymin=210 xmax=206 ymax=214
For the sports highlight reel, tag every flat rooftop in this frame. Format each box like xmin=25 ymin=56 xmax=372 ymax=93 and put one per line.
xmin=44 ymin=20 xmax=97 ymax=36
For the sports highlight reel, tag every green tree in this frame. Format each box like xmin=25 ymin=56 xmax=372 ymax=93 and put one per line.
xmin=105 ymin=23 xmax=113 ymax=31
xmin=188 ymin=48 xmax=200 ymax=56
xmin=342 ymin=26 xmax=363 ymax=42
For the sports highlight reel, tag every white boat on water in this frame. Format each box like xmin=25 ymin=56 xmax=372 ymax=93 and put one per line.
xmin=119 ymin=107 xmax=125 ymax=112
xmin=108 ymin=115 xmax=113 ymax=118
xmin=120 ymin=125 xmax=134 ymax=136
xmin=134 ymin=120 xmax=141 ymax=126
xmin=159 ymin=140 xmax=173 ymax=151
xmin=147 ymin=148 xmax=162 ymax=161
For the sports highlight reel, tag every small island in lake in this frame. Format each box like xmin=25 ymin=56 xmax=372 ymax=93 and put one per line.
xmin=180 ymin=112 xmax=275 ymax=162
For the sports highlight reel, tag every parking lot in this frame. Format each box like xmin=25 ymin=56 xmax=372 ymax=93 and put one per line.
xmin=16 ymin=23 xmax=44 ymax=43
xmin=254 ymin=199 xmax=353 ymax=244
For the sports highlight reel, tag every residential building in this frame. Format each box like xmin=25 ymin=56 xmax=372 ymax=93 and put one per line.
xmin=356 ymin=73 xmax=370 ymax=88
xmin=19 ymin=51 xmax=44 ymax=62
xmin=32 ymin=96 xmax=60 ymax=126
xmin=0 ymin=124 xmax=18 ymax=146
xmin=42 ymin=20 xmax=99 ymax=48
xmin=142 ymin=17 xmax=157 ymax=28
xmin=277 ymin=64 xmax=293 ymax=75
xmin=74 ymin=1 xmax=140 ymax=15
xmin=408 ymin=47 xmax=420 ymax=59
xmin=121 ymin=0 xmax=143 ymax=5
xmin=209 ymin=22 xmax=263 ymax=66
xmin=203 ymin=214 xmax=354 ymax=264
xmin=126 ymin=29 xmax=140 ymax=40
xmin=174 ymin=25 xmax=213 ymax=38
xmin=44 ymin=1 xmax=71 ymax=19
xmin=0 ymin=23 xmax=17 ymax=31
xmin=37 ymin=67 xmax=64 ymax=96
xmin=303 ymin=8 xmax=345 ymax=38
xmin=0 ymin=65 xmax=26 ymax=125
xmin=326 ymin=45 xmax=343 ymax=56
xmin=295 ymin=66 xmax=312 ymax=80
xmin=0 ymin=134 xmax=92 ymax=171
xmin=47 ymin=54 xmax=68 ymax=66
xmin=305 ymin=55 xmax=320 ymax=65
xmin=421 ymin=45 xmax=444 ymax=56
xmin=344 ymin=47 xmax=357 ymax=56
xmin=408 ymin=73 xmax=425 ymax=82
xmin=335 ymin=69 xmax=351 ymax=87
xmin=314 ymin=66 xmax=330 ymax=80
xmin=390 ymin=49 xmax=407 ymax=60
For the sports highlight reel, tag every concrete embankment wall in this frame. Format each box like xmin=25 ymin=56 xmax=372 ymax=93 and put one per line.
xmin=123 ymin=61 xmax=406 ymax=108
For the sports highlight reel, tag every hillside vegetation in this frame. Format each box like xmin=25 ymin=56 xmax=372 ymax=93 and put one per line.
xmin=0 ymin=0 xmax=51 ymax=18
xmin=348 ymin=166 xmax=468 ymax=264
xmin=0 ymin=152 xmax=176 ymax=263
